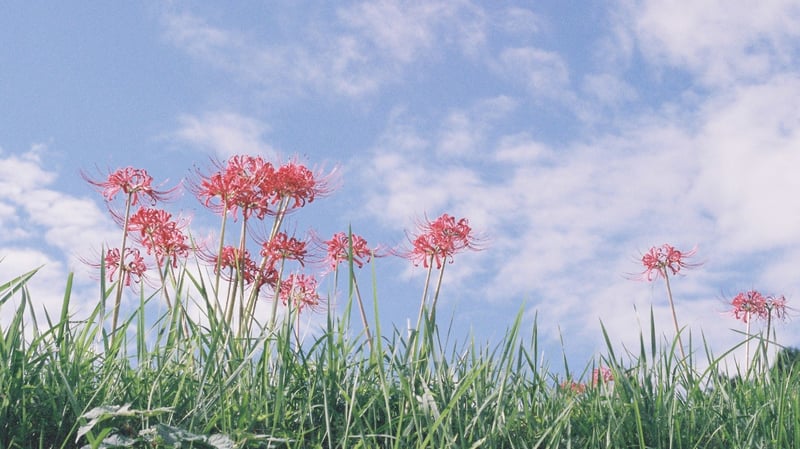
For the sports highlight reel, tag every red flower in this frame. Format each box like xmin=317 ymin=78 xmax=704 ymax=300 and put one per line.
xmin=210 ymin=246 xmax=260 ymax=284
xmin=272 ymin=161 xmax=333 ymax=210
xmin=127 ymin=207 xmax=190 ymax=268
xmin=191 ymin=155 xmax=276 ymax=220
xmin=401 ymin=213 xmax=481 ymax=269
xmin=560 ymin=380 xmax=586 ymax=395
xmin=104 ymin=247 xmax=147 ymax=286
xmin=731 ymin=290 xmax=787 ymax=323
xmin=639 ymin=244 xmax=699 ymax=281
xmin=83 ymin=167 xmax=177 ymax=206
xmin=260 ymin=231 xmax=308 ymax=269
xmin=278 ymin=273 xmax=321 ymax=312
xmin=592 ymin=367 xmax=614 ymax=387
xmin=323 ymin=231 xmax=375 ymax=270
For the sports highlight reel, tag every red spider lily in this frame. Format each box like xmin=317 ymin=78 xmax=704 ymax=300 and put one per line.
xmin=401 ymin=213 xmax=481 ymax=269
xmin=592 ymin=367 xmax=614 ymax=387
xmin=272 ymin=161 xmax=334 ymax=210
xmin=83 ymin=167 xmax=177 ymax=206
xmin=259 ymin=231 xmax=308 ymax=269
xmin=208 ymin=246 xmax=260 ymax=284
xmin=278 ymin=273 xmax=321 ymax=313
xmin=191 ymin=156 xmax=336 ymax=220
xmin=731 ymin=290 xmax=788 ymax=323
xmin=560 ymin=380 xmax=586 ymax=395
xmin=127 ymin=207 xmax=191 ymax=268
xmin=639 ymin=244 xmax=699 ymax=281
xmin=323 ymin=231 xmax=376 ymax=270
xmin=104 ymin=247 xmax=147 ymax=286
xmin=191 ymin=155 xmax=276 ymax=220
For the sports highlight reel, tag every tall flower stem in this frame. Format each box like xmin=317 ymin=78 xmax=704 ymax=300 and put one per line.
xmin=414 ymin=255 xmax=436 ymax=332
xmin=110 ymin=192 xmax=134 ymax=339
xmin=351 ymin=275 xmax=372 ymax=351
xmin=661 ymin=269 xmax=686 ymax=360
xmin=428 ymin=261 xmax=446 ymax=325
xmin=745 ymin=314 xmax=752 ymax=373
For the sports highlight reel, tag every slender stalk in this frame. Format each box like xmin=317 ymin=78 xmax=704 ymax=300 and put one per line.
xmin=428 ymin=261 xmax=446 ymax=325
xmin=661 ymin=269 xmax=686 ymax=360
xmin=351 ymin=275 xmax=372 ymax=351
xmin=110 ymin=192 xmax=134 ymax=339
xmin=745 ymin=314 xmax=752 ymax=374
xmin=414 ymin=255 xmax=436 ymax=332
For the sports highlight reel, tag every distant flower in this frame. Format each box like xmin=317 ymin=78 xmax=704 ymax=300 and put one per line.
xmin=592 ymin=366 xmax=614 ymax=387
xmin=83 ymin=167 xmax=177 ymax=206
xmin=731 ymin=290 xmax=788 ymax=323
xmin=560 ymin=380 xmax=586 ymax=395
xmin=104 ymin=247 xmax=147 ymax=286
xmin=278 ymin=273 xmax=321 ymax=312
xmin=323 ymin=231 xmax=375 ymax=270
xmin=400 ymin=213 xmax=481 ymax=269
xmin=639 ymin=244 xmax=699 ymax=281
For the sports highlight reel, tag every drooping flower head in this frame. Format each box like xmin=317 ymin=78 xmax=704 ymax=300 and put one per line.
xmin=322 ymin=231 xmax=376 ymax=270
xmin=83 ymin=167 xmax=177 ymax=206
xmin=401 ymin=213 xmax=481 ymax=269
xmin=731 ymin=290 xmax=788 ymax=323
xmin=639 ymin=244 xmax=699 ymax=281
xmin=278 ymin=273 xmax=322 ymax=313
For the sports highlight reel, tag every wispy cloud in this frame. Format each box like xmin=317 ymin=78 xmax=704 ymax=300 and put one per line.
xmin=358 ymin=70 xmax=800 ymax=358
xmin=627 ymin=0 xmax=800 ymax=85
xmin=160 ymin=2 xmax=494 ymax=98
xmin=172 ymin=111 xmax=276 ymax=159
xmin=0 ymin=146 xmax=118 ymax=327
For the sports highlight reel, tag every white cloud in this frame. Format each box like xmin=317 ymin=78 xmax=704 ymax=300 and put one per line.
xmin=630 ymin=0 xmax=800 ymax=85
xmin=338 ymin=0 xmax=486 ymax=63
xmin=359 ymin=79 xmax=800 ymax=364
xmin=692 ymin=74 xmax=800 ymax=253
xmin=162 ymin=3 xmax=489 ymax=99
xmin=0 ymin=147 xmax=121 ymax=329
xmin=494 ymin=47 xmax=572 ymax=99
xmin=173 ymin=111 xmax=276 ymax=159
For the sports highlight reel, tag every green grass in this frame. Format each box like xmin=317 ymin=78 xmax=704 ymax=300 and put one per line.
xmin=1 ymin=263 xmax=799 ymax=449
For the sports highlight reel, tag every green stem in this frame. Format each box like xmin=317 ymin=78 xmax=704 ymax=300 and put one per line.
xmin=662 ymin=269 xmax=686 ymax=360
xmin=110 ymin=192 xmax=133 ymax=342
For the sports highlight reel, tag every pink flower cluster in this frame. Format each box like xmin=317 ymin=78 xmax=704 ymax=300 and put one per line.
xmin=128 ymin=207 xmax=190 ymax=269
xmin=192 ymin=155 xmax=332 ymax=221
xmin=322 ymin=232 xmax=376 ymax=270
xmin=83 ymin=166 xmax=177 ymax=206
xmin=85 ymin=155 xmax=482 ymax=325
xmin=731 ymin=290 xmax=787 ymax=323
xmin=403 ymin=214 xmax=481 ymax=269
xmin=559 ymin=367 xmax=614 ymax=395
xmin=640 ymin=244 xmax=699 ymax=281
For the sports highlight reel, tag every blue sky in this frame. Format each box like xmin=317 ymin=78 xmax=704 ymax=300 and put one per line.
xmin=2 ymin=1 xmax=800 ymax=372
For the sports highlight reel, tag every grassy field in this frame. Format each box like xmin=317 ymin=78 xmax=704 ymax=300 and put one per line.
xmin=2 ymin=159 xmax=798 ymax=448
xmin=1 ymin=264 xmax=798 ymax=449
